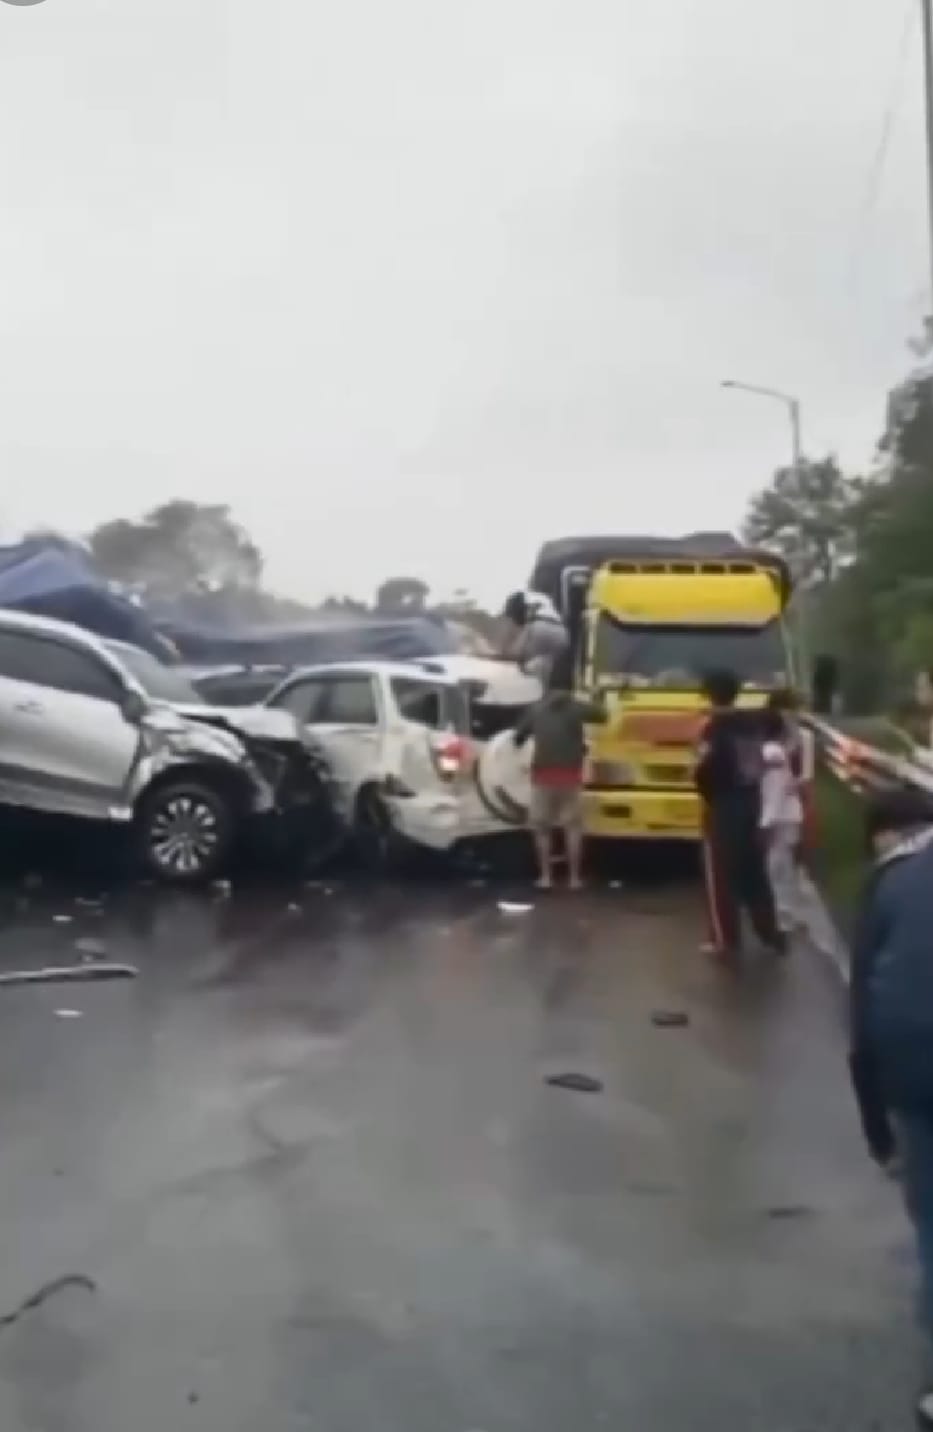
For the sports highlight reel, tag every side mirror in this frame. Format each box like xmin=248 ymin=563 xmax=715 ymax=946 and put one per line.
xmin=121 ymin=690 xmax=146 ymax=725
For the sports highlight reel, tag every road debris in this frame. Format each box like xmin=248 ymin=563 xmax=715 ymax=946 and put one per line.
xmin=52 ymin=914 xmax=74 ymax=925
xmin=74 ymin=938 xmax=107 ymax=959
xmin=54 ymin=1009 xmax=83 ymax=1020
xmin=0 ymin=1274 xmax=97 ymax=1330
xmin=0 ymin=963 xmax=139 ymax=988
xmin=545 ymin=1072 xmax=604 ymax=1094
xmin=651 ymin=1010 xmax=690 ymax=1028
xmin=498 ymin=901 xmax=533 ymax=915
xmin=211 ymin=879 xmax=232 ymax=899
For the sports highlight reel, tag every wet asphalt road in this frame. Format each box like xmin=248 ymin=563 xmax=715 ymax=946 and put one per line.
xmin=0 ymin=869 xmax=919 ymax=1431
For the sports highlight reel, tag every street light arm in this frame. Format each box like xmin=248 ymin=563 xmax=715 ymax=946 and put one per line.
xmin=721 ymin=379 xmax=796 ymax=407
xmin=721 ymin=379 xmax=803 ymax=466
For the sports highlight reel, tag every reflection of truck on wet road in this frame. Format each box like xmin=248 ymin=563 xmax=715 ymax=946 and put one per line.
xmin=528 ymin=535 xmax=795 ymax=841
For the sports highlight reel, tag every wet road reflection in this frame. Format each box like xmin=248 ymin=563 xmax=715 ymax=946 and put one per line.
xmin=0 ymin=874 xmax=916 ymax=1430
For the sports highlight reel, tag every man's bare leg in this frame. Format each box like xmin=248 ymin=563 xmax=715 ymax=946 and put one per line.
xmin=534 ymin=831 xmax=553 ymax=889
xmin=566 ymin=827 xmax=584 ymax=890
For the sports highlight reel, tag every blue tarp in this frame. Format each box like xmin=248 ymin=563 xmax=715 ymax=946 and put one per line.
xmin=0 ymin=540 xmax=459 ymax=667
xmin=0 ymin=542 xmax=165 ymax=653
xmin=155 ymin=613 xmax=458 ymax=666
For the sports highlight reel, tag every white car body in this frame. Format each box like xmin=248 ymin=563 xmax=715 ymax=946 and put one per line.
xmin=264 ymin=659 xmax=537 ymax=852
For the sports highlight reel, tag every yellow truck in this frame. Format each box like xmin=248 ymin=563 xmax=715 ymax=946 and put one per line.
xmin=528 ymin=535 xmax=795 ymax=841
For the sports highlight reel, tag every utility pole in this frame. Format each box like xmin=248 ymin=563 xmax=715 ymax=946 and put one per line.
xmin=922 ymin=0 xmax=933 ymax=309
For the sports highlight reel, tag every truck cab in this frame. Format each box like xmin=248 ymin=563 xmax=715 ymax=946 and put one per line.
xmin=530 ymin=536 xmax=794 ymax=841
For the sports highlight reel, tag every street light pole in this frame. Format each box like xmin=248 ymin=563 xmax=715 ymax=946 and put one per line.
xmin=922 ymin=0 xmax=933 ymax=309
xmin=721 ymin=378 xmax=811 ymax=690
xmin=720 ymin=380 xmax=803 ymax=468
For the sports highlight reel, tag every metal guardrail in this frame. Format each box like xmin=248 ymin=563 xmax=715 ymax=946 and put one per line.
xmin=804 ymin=715 xmax=933 ymax=798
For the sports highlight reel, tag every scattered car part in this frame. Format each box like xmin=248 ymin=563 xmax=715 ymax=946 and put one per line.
xmin=545 ymin=1073 xmax=604 ymax=1094
xmin=651 ymin=1010 xmax=690 ymax=1028
xmin=0 ymin=963 xmax=138 ymax=986
xmin=0 ymin=1275 xmax=97 ymax=1331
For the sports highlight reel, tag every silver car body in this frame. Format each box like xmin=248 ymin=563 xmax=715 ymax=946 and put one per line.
xmin=0 ymin=612 xmax=272 ymax=824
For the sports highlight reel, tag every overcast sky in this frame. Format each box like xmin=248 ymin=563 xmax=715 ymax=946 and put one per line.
xmin=0 ymin=0 xmax=926 ymax=604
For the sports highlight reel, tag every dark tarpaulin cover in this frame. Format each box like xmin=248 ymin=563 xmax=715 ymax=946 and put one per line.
xmin=0 ymin=542 xmax=165 ymax=653
xmin=155 ymin=613 xmax=459 ymax=666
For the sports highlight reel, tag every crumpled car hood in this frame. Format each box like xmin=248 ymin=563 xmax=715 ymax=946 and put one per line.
xmin=175 ymin=703 xmax=302 ymax=745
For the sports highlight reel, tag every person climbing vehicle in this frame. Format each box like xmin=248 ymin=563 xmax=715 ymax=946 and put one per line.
xmin=694 ymin=668 xmax=785 ymax=960
xmin=501 ymin=589 xmax=570 ymax=687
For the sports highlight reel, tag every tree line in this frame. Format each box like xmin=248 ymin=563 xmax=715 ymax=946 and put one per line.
xmin=27 ymin=502 xmax=496 ymax=640
xmin=43 ymin=378 xmax=933 ymax=705
xmin=743 ymin=364 xmax=933 ymax=713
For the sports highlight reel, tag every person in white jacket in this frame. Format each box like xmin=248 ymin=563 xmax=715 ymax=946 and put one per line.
xmin=759 ymin=706 xmax=805 ymax=935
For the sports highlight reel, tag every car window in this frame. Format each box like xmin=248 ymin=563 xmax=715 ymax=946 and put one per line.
xmin=105 ymin=643 xmax=203 ymax=704
xmin=322 ymin=676 xmax=379 ymax=726
xmin=272 ymin=679 xmax=330 ymax=725
xmin=0 ymin=632 xmax=41 ymax=684
xmin=0 ymin=631 xmax=123 ymax=703
xmin=391 ymin=677 xmax=466 ymax=732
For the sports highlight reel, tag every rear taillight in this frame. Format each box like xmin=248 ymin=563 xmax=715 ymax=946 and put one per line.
xmin=431 ymin=734 xmax=470 ymax=780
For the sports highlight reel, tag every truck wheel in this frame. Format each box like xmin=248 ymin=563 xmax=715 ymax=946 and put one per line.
xmin=137 ymin=780 xmax=234 ymax=886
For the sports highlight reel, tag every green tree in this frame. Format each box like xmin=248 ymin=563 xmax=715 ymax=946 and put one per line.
xmin=743 ymin=457 xmax=859 ymax=586
xmin=88 ymin=502 xmax=262 ymax=599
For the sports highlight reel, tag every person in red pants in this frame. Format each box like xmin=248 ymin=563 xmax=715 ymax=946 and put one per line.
xmin=695 ymin=669 xmax=785 ymax=959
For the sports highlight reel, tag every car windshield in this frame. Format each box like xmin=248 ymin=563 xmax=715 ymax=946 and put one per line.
xmin=109 ymin=644 xmax=205 ymax=704
xmin=593 ymin=616 xmax=788 ymax=691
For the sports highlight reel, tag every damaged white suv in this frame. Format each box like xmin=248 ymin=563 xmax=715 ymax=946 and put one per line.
xmin=0 ymin=611 xmax=285 ymax=884
xmin=265 ymin=657 xmax=540 ymax=868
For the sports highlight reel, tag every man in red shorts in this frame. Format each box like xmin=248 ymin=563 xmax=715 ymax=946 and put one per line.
xmin=513 ymin=655 xmax=605 ymax=890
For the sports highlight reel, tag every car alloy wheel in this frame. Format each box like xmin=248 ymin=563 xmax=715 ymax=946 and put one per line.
xmin=147 ymin=793 xmax=222 ymax=878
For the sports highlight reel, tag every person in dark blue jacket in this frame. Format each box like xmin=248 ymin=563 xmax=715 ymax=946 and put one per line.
xmin=850 ymin=787 xmax=933 ymax=1426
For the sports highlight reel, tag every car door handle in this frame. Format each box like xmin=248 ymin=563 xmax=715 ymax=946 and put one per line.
xmin=13 ymin=700 xmax=44 ymax=716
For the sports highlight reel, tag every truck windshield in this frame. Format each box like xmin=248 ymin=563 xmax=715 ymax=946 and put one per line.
xmin=593 ymin=616 xmax=788 ymax=690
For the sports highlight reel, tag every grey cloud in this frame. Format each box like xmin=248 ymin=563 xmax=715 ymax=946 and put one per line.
xmin=0 ymin=0 xmax=924 ymax=602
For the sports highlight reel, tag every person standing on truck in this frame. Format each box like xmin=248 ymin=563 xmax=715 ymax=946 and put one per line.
xmin=501 ymin=590 xmax=570 ymax=687
xmin=513 ymin=653 xmax=604 ymax=891
xmin=695 ymin=668 xmax=785 ymax=958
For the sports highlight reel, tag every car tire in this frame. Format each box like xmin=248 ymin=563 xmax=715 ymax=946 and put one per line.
xmin=353 ymin=786 xmax=407 ymax=874
xmin=136 ymin=779 xmax=235 ymax=886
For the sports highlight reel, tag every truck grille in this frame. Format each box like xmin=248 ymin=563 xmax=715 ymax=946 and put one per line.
xmin=587 ymin=761 xmax=635 ymax=787
xmin=644 ymin=763 xmax=692 ymax=787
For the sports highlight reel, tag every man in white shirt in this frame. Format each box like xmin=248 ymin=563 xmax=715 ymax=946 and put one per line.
xmin=759 ymin=705 xmax=804 ymax=934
